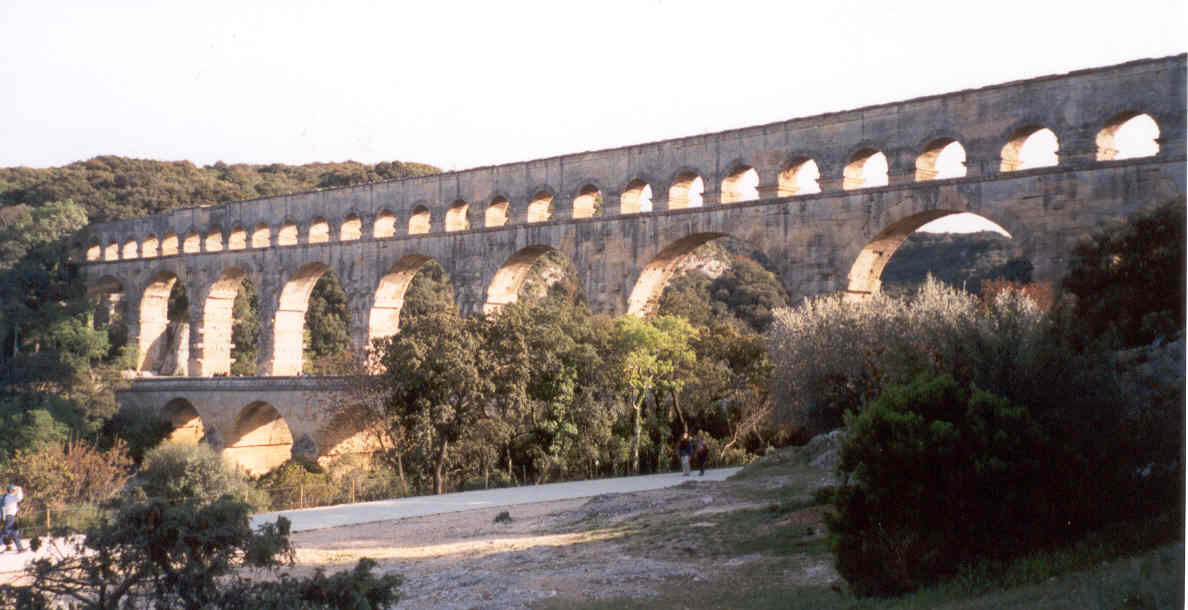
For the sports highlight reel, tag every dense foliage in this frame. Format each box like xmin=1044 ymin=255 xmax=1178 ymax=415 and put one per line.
xmin=880 ymin=230 xmax=1032 ymax=295
xmin=789 ymin=201 xmax=1187 ymax=596
xmin=0 ymin=156 xmax=438 ymax=223
xmin=1063 ymin=198 xmax=1185 ymax=348
xmin=3 ymin=497 xmax=400 ymax=609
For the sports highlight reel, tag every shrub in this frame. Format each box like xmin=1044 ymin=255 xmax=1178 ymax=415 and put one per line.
xmin=254 ymin=460 xmax=337 ymax=510
xmin=830 ymin=371 xmax=1144 ymax=596
xmin=137 ymin=442 xmax=268 ymax=510
xmin=8 ymin=495 xmax=401 ymax=608
xmin=4 ymin=439 xmax=132 ymax=532
xmin=1063 ymin=198 xmax=1185 ymax=348
xmin=832 ymin=375 xmax=1050 ymax=595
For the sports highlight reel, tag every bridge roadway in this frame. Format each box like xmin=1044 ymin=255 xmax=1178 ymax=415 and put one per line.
xmin=251 ymin=467 xmax=742 ymax=532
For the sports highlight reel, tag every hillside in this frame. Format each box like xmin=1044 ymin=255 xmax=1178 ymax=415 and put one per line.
xmin=881 ymin=230 xmax=1031 ymax=294
xmin=0 ymin=156 xmax=440 ymax=223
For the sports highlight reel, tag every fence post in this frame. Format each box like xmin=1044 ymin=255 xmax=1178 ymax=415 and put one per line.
xmin=299 ymin=484 xmax=305 ymax=509
xmin=350 ymin=478 xmax=356 ymax=504
xmin=45 ymin=506 xmax=51 ymax=532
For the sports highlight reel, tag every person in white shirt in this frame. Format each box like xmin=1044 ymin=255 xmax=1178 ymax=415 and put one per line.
xmin=1 ymin=484 xmax=26 ymax=553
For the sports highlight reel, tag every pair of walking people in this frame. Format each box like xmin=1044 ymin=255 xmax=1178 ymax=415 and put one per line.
xmin=678 ymin=432 xmax=710 ymax=476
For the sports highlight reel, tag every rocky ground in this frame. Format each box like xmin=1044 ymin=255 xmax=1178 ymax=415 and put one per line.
xmin=276 ymin=465 xmax=839 ymax=609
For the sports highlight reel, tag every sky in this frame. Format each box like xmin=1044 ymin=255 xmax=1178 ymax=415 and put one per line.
xmin=2 ymin=0 xmax=1182 ymax=173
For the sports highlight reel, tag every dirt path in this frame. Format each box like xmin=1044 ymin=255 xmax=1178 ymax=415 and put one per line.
xmin=278 ymin=478 xmax=835 ymax=609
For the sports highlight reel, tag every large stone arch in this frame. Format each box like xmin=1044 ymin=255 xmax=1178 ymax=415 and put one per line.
xmin=626 ymin=232 xmax=731 ymax=316
xmin=314 ymin=405 xmax=382 ymax=467
xmin=367 ymin=253 xmax=443 ymax=343
xmin=270 ymin=262 xmax=331 ymax=375
xmin=138 ymin=269 xmax=187 ymax=373
xmin=845 ymin=196 xmax=1024 ymax=296
xmin=88 ymin=274 xmax=127 ymax=329
xmin=162 ymin=397 xmax=206 ymax=444
xmin=483 ymin=245 xmax=581 ymax=314
xmin=195 ymin=266 xmax=250 ymax=376
xmin=223 ymin=401 xmax=293 ymax=475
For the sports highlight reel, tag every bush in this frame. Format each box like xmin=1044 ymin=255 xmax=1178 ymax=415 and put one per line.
xmin=831 ymin=375 xmax=1047 ymax=595
xmin=8 ymin=495 xmax=401 ymax=609
xmin=254 ymin=460 xmax=337 ymax=510
xmin=137 ymin=442 xmax=267 ymax=510
xmin=767 ymin=277 xmax=1047 ymax=433
xmin=829 ymin=370 xmax=1147 ymax=596
xmin=1063 ymin=198 xmax=1186 ymax=348
xmin=4 ymin=439 xmax=132 ymax=522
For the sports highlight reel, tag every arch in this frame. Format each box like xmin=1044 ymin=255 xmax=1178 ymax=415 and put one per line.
xmin=271 ymin=262 xmax=330 ymax=375
xmin=198 ymin=266 xmax=248 ymax=376
xmin=778 ymin=158 xmax=821 ymax=196
xmin=721 ymin=164 xmax=759 ymax=204
xmin=161 ymin=233 xmax=179 ymax=256
xmin=621 ymin=179 xmax=654 ymax=214
xmin=104 ymin=242 xmax=119 ymax=261
xmin=138 ymin=271 xmax=183 ymax=372
xmin=485 ymin=196 xmax=510 ymax=227
xmin=368 ymin=254 xmax=434 ymax=342
xmin=916 ymin=138 xmax=967 ymax=181
xmin=86 ymin=243 xmax=101 ymax=261
xmin=409 ymin=205 xmax=431 ymax=235
xmin=205 ymin=227 xmax=224 ymax=252
xmin=89 ymin=275 xmax=127 ymax=331
xmin=142 ymin=234 xmax=159 ymax=258
xmin=573 ymin=184 xmax=602 ymax=219
xmin=527 ymin=191 xmax=553 ymax=223
xmin=251 ymin=223 xmax=270 ymax=248
xmin=162 ymin=398 xmax=205 ymax=444
xmin=484 ymin=245 xmax=560 ymax=314
xmin=846 ymin=210 xmax=1014 ymax=296
xmin=340 ymin=214 xmax=362 ymax=241
xmin=228 ymin=226 xmax=247 ymax=250
xmin=1001 ymin=125 xmax=1058 ymax=171
xmin=1097 ymin=112 xmax=1160 ymax=161
xmin=626 ymin=232 xmax=729 ymax=316
xmin=308 ymin=217 xmax=330 ymax=243
xmin=224 ymin=401 xmax=293 ymax=475
xmin=667 ymin=171 xmax=704 ymax=209
xmin=121 ymin=238 xmax=138 ymax=260
xmin=182 ymin=232 xmax=200 ymax=254
xmin=315 ymin=407 xmax=381 ymax=466
xmin=446 ymin=200 xmax=470 ymax=232
xmin=277 ymin=221 xmax=298 ymax=246
xmin=373 ymin=210 xmax=396 ymax=238
xmin=843 ymin=148 xmax=888 ymax=190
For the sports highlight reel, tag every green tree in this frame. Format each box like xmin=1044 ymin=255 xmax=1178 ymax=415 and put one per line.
xmin=379 ymin=310 xmax=493 ymax=494
xmin=137 ymin=442 xmax=267 ymax=509
xmin=1063 ymin=198 xmax=1186 ymax=348
xmin=613 ymin=315 xmax=697 ymax=473
xmin=303 ymin=272 xmax=350 ymax=374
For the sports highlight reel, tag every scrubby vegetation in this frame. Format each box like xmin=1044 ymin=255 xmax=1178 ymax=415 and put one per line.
xmin=768 ymin=200 xmax=1185 ymax=596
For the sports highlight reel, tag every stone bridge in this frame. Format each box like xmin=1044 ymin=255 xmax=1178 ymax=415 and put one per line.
xmin=84 ymin=55 xmax=1185 ymax=471
xmin=117 ymin=376 xmax=367 ymax=474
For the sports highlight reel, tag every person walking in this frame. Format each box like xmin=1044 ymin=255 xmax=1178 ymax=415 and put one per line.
xmin=1 ymin=484 xmax=26 ymax=553
xmin=695 ymin=436 xmax=710 ymax=476
xmin=678 ymin=432 xmax=694 ymax=476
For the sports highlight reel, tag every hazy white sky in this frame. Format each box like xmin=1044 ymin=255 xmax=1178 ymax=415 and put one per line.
xmin=0 ymin=0 xmax=1183 ymax=172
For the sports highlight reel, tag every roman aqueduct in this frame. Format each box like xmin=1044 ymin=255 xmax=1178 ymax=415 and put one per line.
xmin=83 ymin=55 xmax=1185 ymax=473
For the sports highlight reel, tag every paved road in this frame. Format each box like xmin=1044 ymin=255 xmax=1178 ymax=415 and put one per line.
xmin=252 ymin=467 xmax=742 ymax=532
xmin=0 ymin=468 xmax=741 ymax=577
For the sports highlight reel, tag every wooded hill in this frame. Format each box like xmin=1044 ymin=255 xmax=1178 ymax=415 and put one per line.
xmin=0 ymin=156 xmax=440 ymax=223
